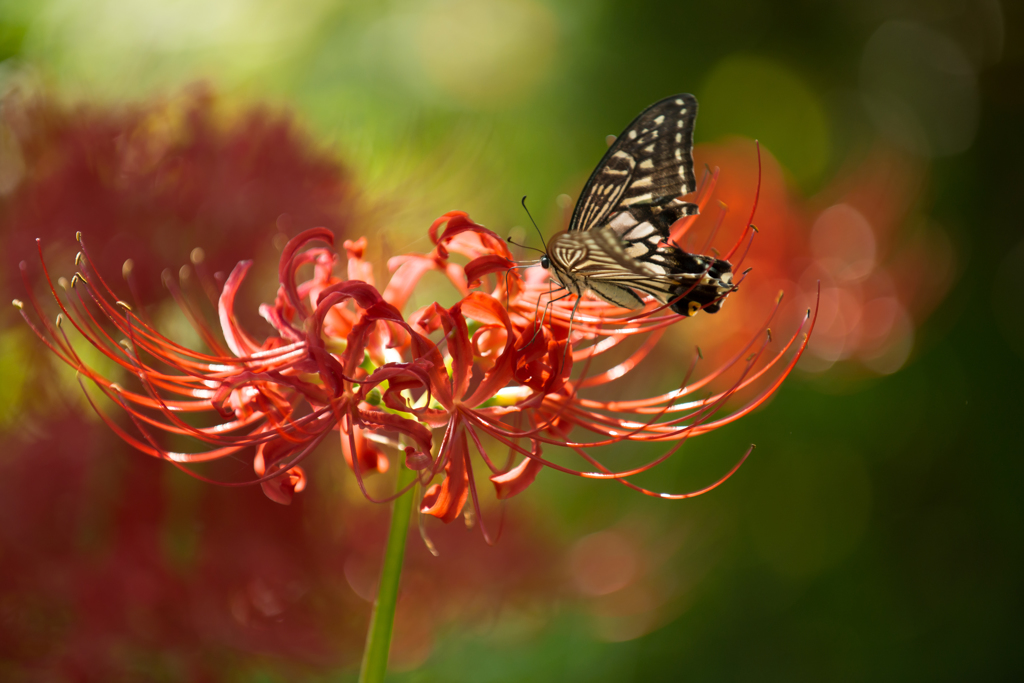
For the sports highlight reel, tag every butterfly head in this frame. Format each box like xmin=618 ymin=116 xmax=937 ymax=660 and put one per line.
xmin=540 ymin=253 xmax=550 ymax=269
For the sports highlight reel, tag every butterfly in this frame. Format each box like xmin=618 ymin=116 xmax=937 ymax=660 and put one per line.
xmin=540 ymin=94 xmax=735 ymax=317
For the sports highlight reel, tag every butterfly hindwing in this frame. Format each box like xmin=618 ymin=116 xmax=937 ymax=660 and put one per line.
xmin=547 ymin=227 xmax=685 ymax=309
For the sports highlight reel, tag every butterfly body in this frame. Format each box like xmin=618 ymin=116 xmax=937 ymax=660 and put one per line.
xmin=543 ymin=94 xmax=735 ymax=316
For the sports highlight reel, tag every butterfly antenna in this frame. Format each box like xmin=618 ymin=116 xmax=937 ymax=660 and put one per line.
xmin=506 ymin=236 xmax=546 ymax=256
xmin=521 ymin=196 xmax=548 ymax=250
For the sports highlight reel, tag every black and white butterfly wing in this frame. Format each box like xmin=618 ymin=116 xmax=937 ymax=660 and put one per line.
xmin=569 ymin=94 xmax=699 ymax=236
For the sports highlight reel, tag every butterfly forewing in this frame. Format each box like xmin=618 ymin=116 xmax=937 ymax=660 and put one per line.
xmin=569 ymin=95 xmax=699 ymax=234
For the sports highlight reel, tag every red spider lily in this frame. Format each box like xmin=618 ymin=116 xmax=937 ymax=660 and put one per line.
xmin=18 ymin=173 xmax=815 ymax=541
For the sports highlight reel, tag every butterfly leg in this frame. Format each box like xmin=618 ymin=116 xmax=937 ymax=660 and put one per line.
xmin=528 ymin=288 xmax=570 ymax=346
xmin=559 ymin=295 xmax=584 ymax=374
xmin=532 ymin=278 xmax=555 ymax=322
xmin=534 ymin=277 xmax=567 ymax=320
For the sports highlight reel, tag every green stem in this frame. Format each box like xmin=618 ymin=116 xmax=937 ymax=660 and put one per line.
xmin=358 ymin=461 xmax=417 ymax=683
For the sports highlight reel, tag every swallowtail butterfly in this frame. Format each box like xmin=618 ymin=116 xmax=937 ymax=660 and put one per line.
xmin=541 ymin=94 xmax=735 ymax=316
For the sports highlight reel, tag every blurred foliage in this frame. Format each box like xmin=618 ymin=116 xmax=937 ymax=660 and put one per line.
xmin=0 ymin=0 xmax=1021 ymax=681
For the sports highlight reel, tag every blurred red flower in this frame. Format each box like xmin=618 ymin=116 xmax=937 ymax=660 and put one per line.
xmin=0 ymin=86 xmax=354 ymax=305
xmin=0 ymin=414 xmax=555 ymax=680
xmin=679 ymin=140 xmax=954 ymax=376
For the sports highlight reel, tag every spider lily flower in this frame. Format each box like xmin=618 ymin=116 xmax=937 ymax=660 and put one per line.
xmin=19 ymin=202 xmax=814 ymax=541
